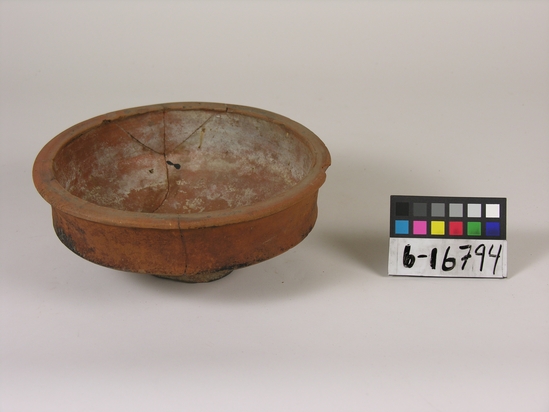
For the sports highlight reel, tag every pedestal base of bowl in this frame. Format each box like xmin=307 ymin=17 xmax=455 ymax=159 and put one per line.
xmin=153 ymin=270 xmax=233 ymax=283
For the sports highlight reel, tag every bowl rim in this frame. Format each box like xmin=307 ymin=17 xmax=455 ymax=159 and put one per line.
xmin=33 ymin=102 xmax=331 ymax=230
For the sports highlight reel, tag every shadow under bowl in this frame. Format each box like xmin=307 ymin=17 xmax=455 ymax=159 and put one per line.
xmin=33 ymin=102 xmax=331 ymax=282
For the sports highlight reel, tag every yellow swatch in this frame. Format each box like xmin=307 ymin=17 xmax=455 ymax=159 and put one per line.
xmin=431 ymin=221 xmax=445 ymax=235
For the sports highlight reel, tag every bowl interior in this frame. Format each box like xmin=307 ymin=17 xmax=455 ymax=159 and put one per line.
xmin=53 ymin=110 xmax=313 ymax=214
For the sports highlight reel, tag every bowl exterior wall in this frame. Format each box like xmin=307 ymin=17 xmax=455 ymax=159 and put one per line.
xmin=51 ymin=192 xmax=319 ymax=282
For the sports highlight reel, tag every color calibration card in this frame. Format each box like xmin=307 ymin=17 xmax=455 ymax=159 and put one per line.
xmin=388 ymin=195 xmax=507 ymax=278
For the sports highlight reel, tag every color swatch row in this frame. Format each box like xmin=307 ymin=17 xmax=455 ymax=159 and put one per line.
xmin=394 ymin=201 xmax=500 ymax=219
xmin=394 ymin=220 xmax=500 ymax=236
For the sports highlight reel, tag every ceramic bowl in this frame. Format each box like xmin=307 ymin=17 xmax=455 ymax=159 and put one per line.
xmin=33 ymin=102 xmax=331 ymax=282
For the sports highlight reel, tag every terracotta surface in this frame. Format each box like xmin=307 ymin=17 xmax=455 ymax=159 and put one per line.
xmin=33 ymin=102 xmax=331 ymax=282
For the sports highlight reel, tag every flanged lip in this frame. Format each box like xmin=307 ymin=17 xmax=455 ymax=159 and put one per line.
xmin=33 ymin=102 xmax=331 ymax=230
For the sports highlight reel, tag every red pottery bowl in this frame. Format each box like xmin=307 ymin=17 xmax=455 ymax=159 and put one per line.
xmin=33 ymin=103 xmax=331 ymax=282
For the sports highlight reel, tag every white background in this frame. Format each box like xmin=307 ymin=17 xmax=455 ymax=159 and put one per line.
xmin=1 ymin=1 xmax=548 ymax=411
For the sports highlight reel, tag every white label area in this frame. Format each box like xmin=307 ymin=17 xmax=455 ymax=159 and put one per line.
xmin=389 ymin=238 xmax=507 ymax=278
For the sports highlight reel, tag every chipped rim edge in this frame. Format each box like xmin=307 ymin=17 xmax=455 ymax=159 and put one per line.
xmin=32 ymin=102 xmax=331 ymax=230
